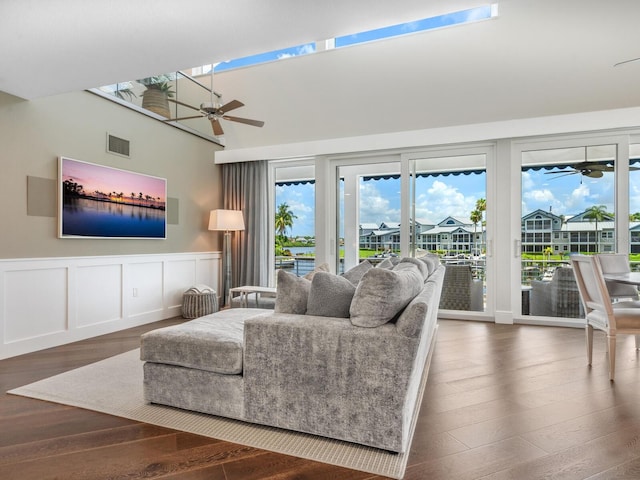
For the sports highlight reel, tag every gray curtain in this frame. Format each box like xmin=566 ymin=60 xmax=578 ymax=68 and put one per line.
xmin=222 ymin=161 xmax=269 ymax=291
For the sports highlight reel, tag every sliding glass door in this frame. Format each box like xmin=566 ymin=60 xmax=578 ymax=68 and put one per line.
xmin=333 ymin=146 xmax=493 ymax=319
xmin=515 ymin=136 xmax=640 ymax=323
xmin=407 ymin=148 xmax=490 ymax=316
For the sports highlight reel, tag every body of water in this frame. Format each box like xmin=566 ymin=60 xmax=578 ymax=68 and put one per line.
xmin=62 ymin=198 xmax=165 ymax=238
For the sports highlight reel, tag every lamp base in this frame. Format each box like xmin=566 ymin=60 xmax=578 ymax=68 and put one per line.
xmin=223 ymin=230 xmax=232 ymax=306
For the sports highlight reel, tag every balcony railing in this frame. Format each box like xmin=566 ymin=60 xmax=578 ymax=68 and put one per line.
xmin=91 ymin=71 xmax=223 ymax=144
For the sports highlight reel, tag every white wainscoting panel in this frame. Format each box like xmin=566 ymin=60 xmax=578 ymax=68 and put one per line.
xmin=76 ymin=263 xmax=122 ymax=328
xmin=4 ymin=267 xmax=68 ymax=343
xmin=0 ymin=252 xmax=221 ymax=359
xmin=164 ymin=259 xmax=198 ymax=309
xmin=128 ymin=261 xmax=164 ymax=318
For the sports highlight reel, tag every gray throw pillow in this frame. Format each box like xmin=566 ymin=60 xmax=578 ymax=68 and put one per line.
xmin=416 ymin=253 xmax=441 ymax=275
xmin=303 ymin=262 xmax=330 ymax=281
xmin=350 ymin=263 xmax=424 ymax=327
xmin=394 ymin=257 xmax=429 ymax=280
xmin=275 ymin=269 xmax=311 ymax=314
xmin=341 ymin=260 xmax=373 ymax=285
xmin=377 ymin=258 xmax=395 ymax=269
xmin=307 ymin=272 xmax=356 ymax=318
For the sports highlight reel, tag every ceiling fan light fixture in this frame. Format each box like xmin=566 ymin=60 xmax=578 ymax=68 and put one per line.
xmin=200 ymin=102 xmax=219 ymax=112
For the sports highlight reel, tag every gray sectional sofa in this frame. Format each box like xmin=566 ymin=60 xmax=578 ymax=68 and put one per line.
xmin=140 ymin=255 xmax=444 ymax=453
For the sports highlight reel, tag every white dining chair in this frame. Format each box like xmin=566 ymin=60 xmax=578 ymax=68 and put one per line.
xmin=596 ymin=253 xmax=639 ymax=302
xmin=570 ymin=254 xmax=640 ymax=381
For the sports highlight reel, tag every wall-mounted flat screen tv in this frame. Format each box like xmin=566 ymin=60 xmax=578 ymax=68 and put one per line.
xmin=59 ymin=156 xmax=167 ymax=239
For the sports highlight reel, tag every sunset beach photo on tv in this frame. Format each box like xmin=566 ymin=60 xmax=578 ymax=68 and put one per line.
xmin=59 ymin=157 xmax=167 ymax=239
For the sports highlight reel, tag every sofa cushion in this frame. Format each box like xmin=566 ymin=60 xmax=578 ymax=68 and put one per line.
xmin=341 ymin=260 xmax=373 ymax=285
xmin=350 ymin=262 xmax=424 ymax=327
xmin=275 ymin=269 xmax=311 ymax=314
xmin=140 ymin=310 xmax=266 ymax=375
xmin=307 ymin=272 xmax=356 ymax=318
xmin=396 ymin=279 xmax=439 ymax=337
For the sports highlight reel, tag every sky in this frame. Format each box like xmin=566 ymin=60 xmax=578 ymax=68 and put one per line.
xmin=213 ymin=6 xmax=493 ymax=73
xmin=276 ymin=167 xmax=640 ymax=237
xmin=62 ymin=158 xmax=166 ymax=201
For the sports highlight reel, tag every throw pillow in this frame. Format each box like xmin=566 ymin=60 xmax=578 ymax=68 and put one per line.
xmin=303 ymin=262 xmax=330 ymax=281
xmin=275 ymin=269 xmax=311 ymax=314
xmin=376 ymin=258 xmax=395 ymax=269
xmin=341 ymin=260 xmax=373 ymax=285
xmin=349 ymin=263 xmax=424 ymax=327
xmin=394 ymin=257 xmax=429 ymax=280
xmin=415 ymin=253 xmax=441 ymax=275
xmin=307 ymin=272 xmax=356 ymax=318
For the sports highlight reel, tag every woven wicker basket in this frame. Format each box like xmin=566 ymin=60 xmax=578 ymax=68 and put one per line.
xmin=182 ymin=285 xmax=218 ymax=319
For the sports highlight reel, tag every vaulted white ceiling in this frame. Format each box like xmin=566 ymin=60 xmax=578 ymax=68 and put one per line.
xmin=3 ymin=0 xmax=640 ymax=154
xmin=0 ymin=0 xmax=484 ymax=99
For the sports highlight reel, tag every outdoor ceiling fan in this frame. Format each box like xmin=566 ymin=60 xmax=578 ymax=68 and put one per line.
xmin=544 ymin=162 xmax=615 ymax=179
xmin=545 ymin=162 xmax=640 ymax=180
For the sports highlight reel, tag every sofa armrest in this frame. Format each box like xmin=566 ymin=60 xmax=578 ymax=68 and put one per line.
xmin=243 ymin=313 xmax=420 ymax=452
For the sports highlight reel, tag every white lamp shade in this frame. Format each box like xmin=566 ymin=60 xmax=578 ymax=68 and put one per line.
xmin=208 ymin=209 xmax=245 ymax=231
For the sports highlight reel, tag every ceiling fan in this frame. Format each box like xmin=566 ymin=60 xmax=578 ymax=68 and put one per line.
xmin=164 ymin=63 xmax=264 ymax=136
xmin=545 ymin=162 xmax=640 ymax=180
xmin=165 ymin=98 xmax=264 ymax=136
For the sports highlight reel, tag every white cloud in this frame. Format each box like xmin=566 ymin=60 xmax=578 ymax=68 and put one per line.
xmin=566 ymin=183 xmax=590 ymax=210
xmin=414 ymin=180 xmax=477 ymax=224
xmin=524 ymin=188 xmax=554 ymax=203
xmin=277 ymin=44 xmax=315 ymax=59
xmin=359 ymin=182 xmax=400 ymax=223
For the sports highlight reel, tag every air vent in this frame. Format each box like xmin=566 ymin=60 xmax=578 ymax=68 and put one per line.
xmin=107 ymin=133 xmax=130 ymax=158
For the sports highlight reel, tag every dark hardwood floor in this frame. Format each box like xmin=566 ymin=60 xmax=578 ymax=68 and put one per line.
xmin=2 ymin=318 xmax=640 ymax=479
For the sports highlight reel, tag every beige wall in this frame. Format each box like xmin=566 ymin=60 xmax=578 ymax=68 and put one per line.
xmin=0 ymin=90 xmax=224 ymax=259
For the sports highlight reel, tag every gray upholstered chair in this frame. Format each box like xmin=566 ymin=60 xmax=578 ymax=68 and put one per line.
xmin=596 ymin=253 xmax=639 ymax=302
xmin=571 ymin=254 xmax=640 ymax=381
xmin=530 ymin=266 xmax=583 ymax=318
xmin=438 ymin=265 xmax=483 ymax=311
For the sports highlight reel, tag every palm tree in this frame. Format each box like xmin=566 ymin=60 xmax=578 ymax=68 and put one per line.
xmin=470 ymin=209 xmax=482 ymax=255
xmin=275 ymin=203 xmax=297 ymax=244
xmin=475 ymin=198 xmax=486 ymax=253
xmin=584 ymin=205 xmax=610 ymax=253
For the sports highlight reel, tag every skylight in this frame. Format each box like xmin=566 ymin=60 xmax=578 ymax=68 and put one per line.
xmin=199 ymin=4 xmax=497 ymax=75
xmin=335 ymin=5 xmax=495 ymax=48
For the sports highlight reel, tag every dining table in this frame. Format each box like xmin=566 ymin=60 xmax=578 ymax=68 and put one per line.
xmin=603 ymin=272 xmax=640 ymax=286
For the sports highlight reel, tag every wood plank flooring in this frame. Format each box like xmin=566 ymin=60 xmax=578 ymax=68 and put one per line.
xmin=2 ymin=318 xmax=640 ymax=479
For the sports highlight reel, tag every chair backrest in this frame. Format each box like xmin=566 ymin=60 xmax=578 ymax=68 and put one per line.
xmin=439 ymin=265 xmax=473 ymax=310
xmin=596 ymin=253 xmax=638 ymax=300
xmin=570 ymin=255 xmax=614 ymax=317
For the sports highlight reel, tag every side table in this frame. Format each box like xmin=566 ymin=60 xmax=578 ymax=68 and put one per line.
xmin=229 ymin=286 xmax=277 ymax=308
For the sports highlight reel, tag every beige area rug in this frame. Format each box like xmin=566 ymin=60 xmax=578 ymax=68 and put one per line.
xmin=8 ymin=331 xmax=436 ymax=479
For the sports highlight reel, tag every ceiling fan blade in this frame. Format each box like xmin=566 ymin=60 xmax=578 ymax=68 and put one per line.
xmin=164 ymin=115 xmax=204 ymax=122
xmin=216 ymin=100 xmax=244 ymax=114
xmin=547 ymin=171 xmax=579 ymax=180
xmin=211 ymin=119 xmax=224 ymax=136
xmin=167 ymin=98 xmax=201 ymax=112
xmin=544 ymin=170 xmax=575 ymax=174
xmin=583 ymin=170 xmax=604 ymax=178
xmin=631 ymin=166 xmax=640 ymax=171
xmin=222 ymin=115 xmax=265 ymax=127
